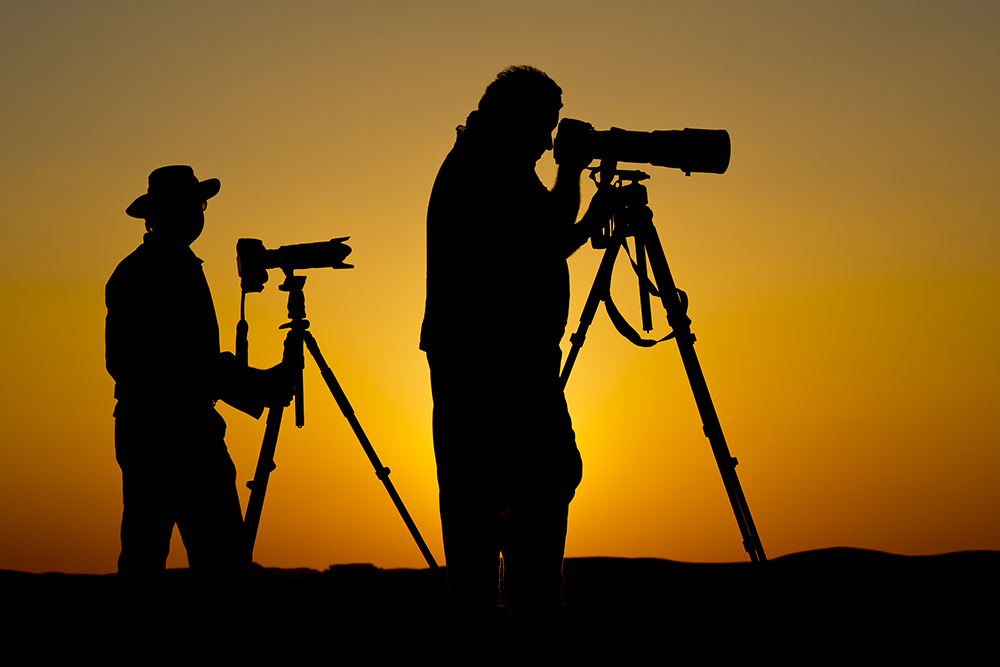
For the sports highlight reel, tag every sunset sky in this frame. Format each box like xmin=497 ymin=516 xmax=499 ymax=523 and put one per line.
xmin=2 ymin=1 xmax=997 ymax=573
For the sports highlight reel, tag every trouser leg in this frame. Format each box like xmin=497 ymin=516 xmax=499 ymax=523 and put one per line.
xmin=501 ymin=349 xmax=582 ymax=619
xmin=176 ymin=446 xmax=246 ymax=578
xmin=501 ymin=496 xmax=571 ymax=619
xmin=118 ymin=468 xmax=175 ymax=576
xmin=429 ymin=352 xmax=510 ymax=618
xmin=116 ymin=416 xmax=174 ymax=576
xmin=433 ymin=404 xmax=508 ymax=617
xmin=437 ymin=478 xmax=503 ymax=616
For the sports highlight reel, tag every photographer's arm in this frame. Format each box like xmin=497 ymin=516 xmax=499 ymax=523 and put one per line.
xmin=561 ymin=185 xmax=616 ymax=258
xmin=216 ymin=353 xmax=294 ymax=418
xmin=551 ymin=163 xmax=583 ymax=226
xmin=551 ymin=161 xmax=594 ymax=257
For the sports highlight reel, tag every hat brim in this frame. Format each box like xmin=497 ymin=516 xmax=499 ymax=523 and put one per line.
xmin=126 ymin=178 xmax=221 ymax=219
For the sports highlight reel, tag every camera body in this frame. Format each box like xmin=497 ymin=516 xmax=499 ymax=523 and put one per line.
xmin=237 ymin=237 xmax=353 ymax=293
xmin=554 ymin=119 xmax=731 ymax=175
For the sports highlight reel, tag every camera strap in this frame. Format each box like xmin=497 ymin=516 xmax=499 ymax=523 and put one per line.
xmin=602 ymin=239 xmax=675 ymax=348
xmin=621 ymin=240 xmax=660 ymax=298
xmin=604 ymin=293 xmax=673 ymax=347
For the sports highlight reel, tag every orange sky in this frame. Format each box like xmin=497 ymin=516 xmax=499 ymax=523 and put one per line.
xmin=1 ymin=1 xmax=998 ymax=573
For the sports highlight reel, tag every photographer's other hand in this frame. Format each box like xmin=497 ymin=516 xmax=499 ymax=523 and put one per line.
xmin=580 ymin=186 xmax=619 ymax=235
xmin=565 ymin=187 xmax=620 ymax=257
xmin=259 ymin=362 xmax=295 ymax=408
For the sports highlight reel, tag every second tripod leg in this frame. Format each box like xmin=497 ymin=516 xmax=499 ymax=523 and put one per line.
xmin=244 ymin=404 xmax=284 ymax=560
xmin=302 ymin=331 xmax=439 ymax=569
xmin=561 ymin=241 xmax=621 ymax=388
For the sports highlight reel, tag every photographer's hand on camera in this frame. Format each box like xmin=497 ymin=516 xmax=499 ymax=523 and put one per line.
xmin=553 ymin=118 xmax=594 ymax=174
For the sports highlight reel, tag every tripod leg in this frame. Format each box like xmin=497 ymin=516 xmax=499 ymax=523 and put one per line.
xmin=302 ymin=331 xmax=439 ymax=570
xmin=638 ymin=220 xmax=767 ymax=562
xmin=244 ymin=404 xmax=284 ymax=561
xmin=561 ymin=241 xmax=621 ymax=388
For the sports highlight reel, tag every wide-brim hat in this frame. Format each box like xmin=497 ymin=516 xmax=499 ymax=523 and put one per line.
xmin=126 ymin=165 xmax=221 ymax=219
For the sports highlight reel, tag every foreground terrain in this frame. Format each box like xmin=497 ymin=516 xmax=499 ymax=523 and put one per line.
xmin=4 ymin=548 xmax=994 ymax=658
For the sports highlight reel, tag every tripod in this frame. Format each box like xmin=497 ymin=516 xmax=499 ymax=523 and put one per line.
xmin=561 ymin=163 xmax=767 ymax=563
xmin=239 ymin=271 xmax=439 ymax=569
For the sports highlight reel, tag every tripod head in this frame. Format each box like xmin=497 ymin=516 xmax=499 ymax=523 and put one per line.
xmin=587 ymin=165 xmax=653 ymax=249
xmin=277 ymin=271 xmax=308 ymax=324
xmin=584 ymin=163 xmax=670 ymax=335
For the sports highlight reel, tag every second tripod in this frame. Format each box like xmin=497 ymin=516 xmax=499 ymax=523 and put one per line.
xmin=239 ymin=271 xmax=438 ymax=569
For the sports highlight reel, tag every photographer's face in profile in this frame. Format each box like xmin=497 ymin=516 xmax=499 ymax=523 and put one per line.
xmin=523 ymin=107 xmax=560 ymax=163
xmin=146 ymin=198 xmax=207 ymax=247
xmin=486 ymin=105 xmax=560 ymax=167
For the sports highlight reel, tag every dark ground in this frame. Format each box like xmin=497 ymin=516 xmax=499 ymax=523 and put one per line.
xmin=4 ymin=548 xmax=997 ymax=659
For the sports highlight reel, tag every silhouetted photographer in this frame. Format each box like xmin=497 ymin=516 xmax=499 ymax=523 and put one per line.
xmin=106 ymin=165 xmax=291 ymax=578
xmin=421 ymin=66 xmax=612 ymax=621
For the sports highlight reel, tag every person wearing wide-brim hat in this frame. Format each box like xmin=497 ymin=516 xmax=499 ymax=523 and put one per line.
xmin=107 ymin=165 xmax=290 ymax=579
xmin=125 ymin=164 xmax=220 ymax=240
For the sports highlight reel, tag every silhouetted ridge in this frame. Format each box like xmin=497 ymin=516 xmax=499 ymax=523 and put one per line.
xmin=4 ymin=549 xmax=994 ymax=658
